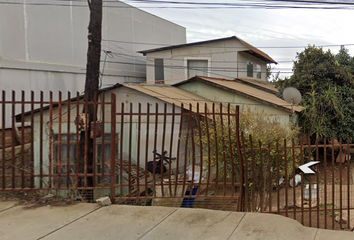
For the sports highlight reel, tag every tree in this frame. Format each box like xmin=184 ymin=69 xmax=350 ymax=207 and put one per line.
xmin=276 ymin=45 xmax=354 ymax=141
xmin=266 ymin=64 xmax=280 ymax=82
xmin=335 ymin=46 xmax=354 ymax=76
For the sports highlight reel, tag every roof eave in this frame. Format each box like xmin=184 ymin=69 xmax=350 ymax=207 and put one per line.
xmin=178 ymin=76 xmax=300 ymax=113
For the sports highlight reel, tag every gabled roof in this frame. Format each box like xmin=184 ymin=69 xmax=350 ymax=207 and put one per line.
xmin=123 ymin=84 xmax=224 ymax=113
xmin=174 ymin=76 xmax=302 ymax=113
xmin=138 ymin=36 xmax=277 ymax=64
xmin=234 ymin=77 xmax=279 ymax=94
xmin=16 ymin=83 xmax=225 ymax=121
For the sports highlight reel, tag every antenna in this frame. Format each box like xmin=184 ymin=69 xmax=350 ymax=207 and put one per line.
xmin=283 ymin=87 xmax=302 ymax=114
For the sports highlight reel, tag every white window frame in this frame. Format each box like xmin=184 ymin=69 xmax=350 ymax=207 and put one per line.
xmin=184 ymin=57 xmax=211 ymax=78
xmin=256 ymin=64 xmax=261 ymax=79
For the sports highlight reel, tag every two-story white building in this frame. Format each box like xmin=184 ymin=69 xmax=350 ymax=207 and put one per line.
xmin=139 ymin=36 xmax=277 ymax=85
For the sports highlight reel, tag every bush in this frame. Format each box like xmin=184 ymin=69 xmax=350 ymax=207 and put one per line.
xmin=195 ymin=107 xmax=301 ymax=211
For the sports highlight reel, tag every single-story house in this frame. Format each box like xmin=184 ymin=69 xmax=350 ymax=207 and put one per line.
xmin=174 ymin=76 xmax=302 ymax=127
xmin=16 ymin=84 xmax=223 ymax=195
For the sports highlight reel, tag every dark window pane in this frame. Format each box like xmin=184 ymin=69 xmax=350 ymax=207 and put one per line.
xmin=247 ymin=61 xmax=253 ymax=77
xmin=154 ymin=59 xmax=164 ymax=83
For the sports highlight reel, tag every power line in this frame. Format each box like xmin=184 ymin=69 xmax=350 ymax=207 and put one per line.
xmin=102 ymin=48 xmax=353 ymax=65
xmin=123 ymin=0 xmax=354 ymax=9
xmin=1 ymin=0 xmax=354 ymax=9
xmin=125 ymin=0 xmax=354 ymax=6
xmin=101 ymin=59 xmax=296 ymax=76
xmin=102 ymin=39 xmax=354 ymax=50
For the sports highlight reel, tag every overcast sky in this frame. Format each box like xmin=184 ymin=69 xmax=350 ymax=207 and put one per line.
xmin=121 ymin=0 xmax=354 ymax=80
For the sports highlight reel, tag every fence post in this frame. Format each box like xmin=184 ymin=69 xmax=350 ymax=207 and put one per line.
xmin=110 ymin=93 xmax=116 ymax=203
xmin=235 ymin=105 xmax=245 ymax=212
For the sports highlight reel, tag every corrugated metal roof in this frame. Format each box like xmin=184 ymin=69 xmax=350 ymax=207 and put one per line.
xmin=16 ymin=84 xmax=228 ymax=120
xmin=176 ymin=76 xmax=302 ymax=113
xmin=138 ymin=36 xmax=277 ymax=64
xmin=123 ymin=84 xmax=225 ymax=113
xmin=235 ymin=78 xmax=279 ymax=94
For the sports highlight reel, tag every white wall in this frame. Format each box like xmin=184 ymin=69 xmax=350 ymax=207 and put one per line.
xmin=237 ymin=52 xmax=267 ymax=80
xmin=26 ymin=86 xmax=193 ymax=189
xmin=0 ymin=0 xmax=186 ymax=91
xmin=0 ymin=0 xmax=186 ymax=126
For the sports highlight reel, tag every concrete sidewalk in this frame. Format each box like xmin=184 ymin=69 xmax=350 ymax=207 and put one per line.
xmin=0 ymin=201 xmax=353 ymax=240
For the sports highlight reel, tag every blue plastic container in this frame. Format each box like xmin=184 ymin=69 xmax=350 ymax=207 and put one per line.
xmin=181 ymin=186 xmax=198 ymax=208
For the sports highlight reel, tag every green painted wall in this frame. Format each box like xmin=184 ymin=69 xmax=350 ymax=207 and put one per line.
xmin=178 ymin=81 xmax=293 ymax=127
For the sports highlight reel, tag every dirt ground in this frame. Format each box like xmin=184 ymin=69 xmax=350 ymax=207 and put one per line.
xmin=317 ymin=157 xmax=354 ymax=185
xmin=191 ymin=155 xmax=354 ymax=231
xmin=280 ymin=209 xmax=353 ymax=231
xmin=0 ymin=191 xmax=78 ymax=208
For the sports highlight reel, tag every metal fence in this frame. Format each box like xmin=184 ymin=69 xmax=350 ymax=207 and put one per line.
xmin=241 ymin=136 xmax=354 ymax=230
xmin=1 ymin=90 xmax=354 ymax=230
xmin=113 ymin=101 xmax=243 ymax=212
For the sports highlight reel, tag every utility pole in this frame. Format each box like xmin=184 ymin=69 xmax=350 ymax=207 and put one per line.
xmin=79 ymin=0 xmax=103 ymax=201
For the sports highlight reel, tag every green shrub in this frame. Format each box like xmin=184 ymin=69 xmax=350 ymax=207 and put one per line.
xmin=195 ymin=107 xmax=301 ymax=211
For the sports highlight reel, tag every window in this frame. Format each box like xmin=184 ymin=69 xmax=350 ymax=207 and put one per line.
xmin=154 ymin=59 xmax=164 ymax=84
xmin=247 ymin=61 xmax=253 ymax=77
xmin=53 ymin=133 xmax=115 ymax=186
xmin=256 ymin=64 xmax=261 ymax=79
xmin=187 ymin=60 xmax=208 ymax=77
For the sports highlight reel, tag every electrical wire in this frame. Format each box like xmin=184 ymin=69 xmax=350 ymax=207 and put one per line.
xmin=1 ymin=0 xmax=354 ymax=9
xmin=102 ymin=39 xmax=354 ymax=50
